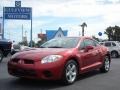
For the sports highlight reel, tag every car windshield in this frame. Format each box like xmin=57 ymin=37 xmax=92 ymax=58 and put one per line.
xmin=40 ymin=37 xmax=80 ymax=48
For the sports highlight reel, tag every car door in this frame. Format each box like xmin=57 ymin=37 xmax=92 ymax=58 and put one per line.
xmin=79 ymin=39 xmax=100 ymax=71
xmin=111 ymin=42 xmax=117 ymax=50
xmin=104 ymin=42 xmax=112 ymax=52
xmin=92 ymin=40 xmax=103 ymax=64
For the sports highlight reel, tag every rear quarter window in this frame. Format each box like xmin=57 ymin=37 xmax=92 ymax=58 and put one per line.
xmin=100 ymin=43 xmax=104 ymax=45
xmin=105 ymin=42 xmax=111 ymax=47
xmin=112 ymin=42 xmax=116 ymax=46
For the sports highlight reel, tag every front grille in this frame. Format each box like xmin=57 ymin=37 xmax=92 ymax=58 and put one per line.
xmin=24 ymin=59 xmax=34 ymax=64
xmin=11 ymin=69 xmax=36 ymax=77
xmin=12 ymin=58 xmax=19 ymax=63
xmin=11 ymin=58 xmax=34 ymax=64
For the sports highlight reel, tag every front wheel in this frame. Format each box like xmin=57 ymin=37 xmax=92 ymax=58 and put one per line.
xmin=62 ymin=60 xmax=78 ymax=85
xmin=100 ymin=56 xmax=110 ymax=73
xmin=111 ymin=51 xmax=119 ymax=58
xmin=0 ymin=50 xmax=3 ymax=63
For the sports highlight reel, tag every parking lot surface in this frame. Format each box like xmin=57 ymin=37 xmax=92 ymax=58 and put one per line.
xmin=0 ymin=57 xmax=120 ymax=90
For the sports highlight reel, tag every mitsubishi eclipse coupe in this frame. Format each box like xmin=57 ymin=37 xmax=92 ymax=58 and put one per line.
xmin=8 ymin=37 xmax=111 ymax=84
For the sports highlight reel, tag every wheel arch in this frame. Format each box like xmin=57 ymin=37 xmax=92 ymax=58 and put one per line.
xmin=65 ymin=56 xmax=80 ymax=74
xmin=106 ymin=51 xmax=111 ymax=62
xmin=111 ymin=50 xmax=119 ymax=58
xmin=111 ymin=50 xmax=118 ymax=54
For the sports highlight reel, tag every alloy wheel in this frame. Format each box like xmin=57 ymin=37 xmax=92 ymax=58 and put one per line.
xmin=65 ymin=62 xmax=77 ymax=83
xmin=104 ymin=58 xmax=110 ymax=71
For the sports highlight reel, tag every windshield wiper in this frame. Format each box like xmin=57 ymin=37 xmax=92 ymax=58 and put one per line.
xmin=47 ymin=46 xmax=63 ymax=48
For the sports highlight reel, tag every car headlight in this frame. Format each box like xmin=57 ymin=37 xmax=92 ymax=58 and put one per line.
xmin=41 ymin=55 xmax=63 ymax=64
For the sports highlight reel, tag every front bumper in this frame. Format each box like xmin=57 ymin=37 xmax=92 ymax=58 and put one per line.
xmin=8 ymin=59 xmax=64 ymax=80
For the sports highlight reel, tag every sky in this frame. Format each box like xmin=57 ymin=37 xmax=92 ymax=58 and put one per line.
xmin=0 ymin=0 xmax=120 ymax=43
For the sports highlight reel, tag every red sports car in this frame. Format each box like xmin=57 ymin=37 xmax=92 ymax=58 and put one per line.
xmin=8 ymin=37 xmax=111 ymax=84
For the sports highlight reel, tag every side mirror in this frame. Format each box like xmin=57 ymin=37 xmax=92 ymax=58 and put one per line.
xmin=84 ymin=45 xmax=94 ymax=52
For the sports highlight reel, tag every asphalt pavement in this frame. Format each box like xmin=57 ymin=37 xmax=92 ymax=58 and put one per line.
xmin=0 ymin=57 xmax=120 ymax=90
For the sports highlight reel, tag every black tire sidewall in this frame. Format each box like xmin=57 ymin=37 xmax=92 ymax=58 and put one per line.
xmin=111 ymin=51 xmax=119 ymax=58
xmin=0 ymin=50 xmax=3 ymax=63
xmin=100 ymin=56 xmax=110 ymax=73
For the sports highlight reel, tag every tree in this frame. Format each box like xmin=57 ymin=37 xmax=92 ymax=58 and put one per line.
xmin=104 ymin=26 xmax=113 ymax=41
xmin=29 ymin=40 xmax=35 ymax=47
xmin=19 ymin=41 xmax=28 ymax=46
xmin=104 ymin=25 xmax=120 ymax=41
xmin=80 ymin=22 xmax=87 ymax=36
xmin=36 ymin=40 xmax=46 ymax=47
xmin=113 ymin=26 xmax=120 ymax=41
xmin=92 ymin=36 xmax=100 ymax=41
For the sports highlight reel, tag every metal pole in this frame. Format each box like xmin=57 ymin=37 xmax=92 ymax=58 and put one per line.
xmin=0 ymin=17 xmax=2 ymax=36
xmin=82 ymin=27 xmax=84 ymax=36
xmin=30 ymin=8 xmax=32 ymax=47
xmin=3 ymin=7 xmax=4 ymax=39
xmin=79 ymin=31 xmax=80 ymax=36
xmin=22 ymin=24 xmax=23 ymax=41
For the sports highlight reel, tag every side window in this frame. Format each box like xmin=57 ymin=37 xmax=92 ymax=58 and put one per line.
xmin=79 ymin=39 xmax=96 ymax=50
xmin=105 ymin=42 xmax=111 ymax=47
xmin=112 ymin=42 xmax=116 ymax=46
xmin=93 ymin=40 xmax=100 ymax=46
xmin=100 ymin=43 xmax=104 ymax=45
xmin=80 ymin=41 xmax=85 ymax=49
xmin=84 ymin=39 xmax=95 ymax=47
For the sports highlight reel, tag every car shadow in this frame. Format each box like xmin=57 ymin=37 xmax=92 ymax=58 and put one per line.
xmin=9 ymin=78 xmax=63 ymax=89
xmin=1 ymin=70 xmax=105 ymax=90
xmin=77 ymin=70 xmax=103 ymax=81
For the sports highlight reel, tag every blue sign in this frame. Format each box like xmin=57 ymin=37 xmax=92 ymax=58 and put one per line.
xmin=3 ymin=1 xmax=33 ymax=47
xmin=5 ymin=13 xmax=31 ymax=20
xmin=4 ymin=7 xmax=31 ymax=20
xmin=98 ymin=32 xmax=102 ymax=36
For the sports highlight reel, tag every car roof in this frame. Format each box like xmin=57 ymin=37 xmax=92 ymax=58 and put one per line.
xmin=101 ymin=41 xmax=119 ymax=42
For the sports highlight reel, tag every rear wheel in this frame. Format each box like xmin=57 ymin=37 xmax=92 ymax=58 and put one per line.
xmin=111 ymin=51 xmax=119 ymax=58
xmin=100 ymin=56 xmax=110 ymax=73
xmin=0 ymin=50 xmax=3 ymax=63
xmin=62 ymin=60 xmax=78 ymax=85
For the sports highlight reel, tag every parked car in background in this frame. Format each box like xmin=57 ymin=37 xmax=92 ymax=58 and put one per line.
xmin=100 ymin=41 xmax=120 ymax=58
xmin=8 ymin=37 xmax=111 ymax=85
xmin=11 ymin=44 xmax=31 ymax=55
xmin=0 ymin=39 xmax=12 ymax=63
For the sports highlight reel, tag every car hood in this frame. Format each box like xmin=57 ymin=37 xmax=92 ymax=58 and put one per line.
xmin=11 ymin=48 xmax=72 ymax=61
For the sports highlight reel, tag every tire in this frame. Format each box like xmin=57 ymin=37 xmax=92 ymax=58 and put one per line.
xmin=111 ymin=51 xmax=119 ymax=58
xmin=100 ymin=56 xmax=110 ymax=73
xmin=0 ymin=50 xmax=3 ymax=63
xmin=62 ymin=60 xmax=78 ymax=85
